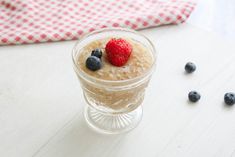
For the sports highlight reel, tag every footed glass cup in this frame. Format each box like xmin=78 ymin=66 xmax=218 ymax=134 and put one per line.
xmin=72 ymin=28 xmax=156 ymax=134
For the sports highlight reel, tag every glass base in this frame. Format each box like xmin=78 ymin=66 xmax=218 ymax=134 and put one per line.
xmin=84 ymin=105 xmax=143 ymax=134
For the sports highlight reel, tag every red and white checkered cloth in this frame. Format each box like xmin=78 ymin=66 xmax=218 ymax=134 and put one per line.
xmin=0 ymin=0 xmax=196 ymax=45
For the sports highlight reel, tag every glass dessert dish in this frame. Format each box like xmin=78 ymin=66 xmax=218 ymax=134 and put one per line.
xmin=72 ymin=28 xmax=156 ymax=134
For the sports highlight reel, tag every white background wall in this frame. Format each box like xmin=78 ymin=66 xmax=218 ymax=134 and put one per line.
xmin=188 ymin=0 xmax=235 ymax=39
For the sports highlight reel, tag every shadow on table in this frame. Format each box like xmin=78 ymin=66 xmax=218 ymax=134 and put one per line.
xmin=36 ymin=111 xmax=128 ymax=157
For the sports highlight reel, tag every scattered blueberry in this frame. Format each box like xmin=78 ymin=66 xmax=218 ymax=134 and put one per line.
xmin=224 ymin=92 xmax=235 ymax=106
xmin=188 ymin=91 xmax=201 ymax=102
xmin=185 ymin=62 xmax=196 ymax=73
xmin=91 ymin=49 xmax=102 ymax=58
xmin=86 ymin=56 xmax=102 ymax=71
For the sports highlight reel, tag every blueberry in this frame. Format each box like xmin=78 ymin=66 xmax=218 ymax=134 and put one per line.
xmin=86 ymin=56 xmax=102 ymax=71
xmin=185 ymin=62 xmax=196 ymax=73
xmin=224 ymin=92 xmax=235 ymax=106
xmin=91 ymin=49 xmax=102 ymax=58
xmin=188 ymin=91 xmax=201 ymax=102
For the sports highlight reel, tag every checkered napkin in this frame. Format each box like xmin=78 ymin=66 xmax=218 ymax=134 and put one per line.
xmin=0 ymin=0 xmax=196 ymax=45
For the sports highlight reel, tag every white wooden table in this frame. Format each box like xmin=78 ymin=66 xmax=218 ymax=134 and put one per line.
xmin=1 ymin=24 xmax=235 ymax=157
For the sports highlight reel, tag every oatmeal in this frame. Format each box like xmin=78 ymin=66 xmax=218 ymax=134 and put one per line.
xmin=75 ymin=37 xmax=154 ymax=110
xmin=78 ymin=38 xmax=153 ymax=81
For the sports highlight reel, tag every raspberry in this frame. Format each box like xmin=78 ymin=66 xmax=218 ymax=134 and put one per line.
xmin=105 ymin=38 xmax=132 ymax=67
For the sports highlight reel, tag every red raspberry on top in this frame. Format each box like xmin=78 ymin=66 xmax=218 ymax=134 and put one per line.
xmin=105 ymin=38 xmax=132 ymax=67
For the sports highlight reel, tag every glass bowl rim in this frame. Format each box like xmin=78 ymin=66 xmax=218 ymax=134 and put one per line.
xmin=72 ymin=27 xmax=157 ymax=86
